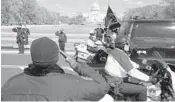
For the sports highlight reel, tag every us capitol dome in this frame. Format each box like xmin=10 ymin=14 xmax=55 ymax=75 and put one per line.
xmin=91 ymin=1 xmax=100 ymax=12
xmin=85 ymin=0 xmax=104 ymax=23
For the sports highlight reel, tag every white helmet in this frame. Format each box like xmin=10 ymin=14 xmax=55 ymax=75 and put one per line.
xmin=89 ymin=30 xmax=95 ymax=34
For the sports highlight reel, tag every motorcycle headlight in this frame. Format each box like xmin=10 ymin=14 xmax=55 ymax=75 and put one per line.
xmin=137 ymin=50 xmax=147 ymax=54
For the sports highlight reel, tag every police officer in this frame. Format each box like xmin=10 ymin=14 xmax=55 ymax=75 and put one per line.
xmin=87 ymin=30 xmax=105 ymax=53
xmin=87 ymin=30 xmax=107 ymax=63
xmin=104 ymin=35 xmax=158 ymax=101
xmin=12 ymin=24 xmax=26 ymax=54
xmin=55 ymin=29 xmax=67 ymax=52
xmin=95 ymin=24 xmax=104 ymax=41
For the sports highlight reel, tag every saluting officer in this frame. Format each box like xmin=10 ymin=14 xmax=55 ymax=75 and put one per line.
xmin=12 ymin=24 xmax=26 ymax=54
xmin=55 ymin=28 xmax=67 ymax=52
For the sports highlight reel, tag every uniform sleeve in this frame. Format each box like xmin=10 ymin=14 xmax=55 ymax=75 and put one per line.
xmin=73 ymin=63 xmax=110 ymax=101
xmin=12 ymin=28 xmax=17 ymax=32
xmin=128 ymin=68 xmax=150 ymax=81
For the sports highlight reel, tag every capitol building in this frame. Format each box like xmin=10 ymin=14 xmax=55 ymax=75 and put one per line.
xmin=84 ymin=0 xmax=105 ymax=23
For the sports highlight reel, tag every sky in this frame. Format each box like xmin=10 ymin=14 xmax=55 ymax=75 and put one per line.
xmin=36 ymin=0 xmax=161 ymax=16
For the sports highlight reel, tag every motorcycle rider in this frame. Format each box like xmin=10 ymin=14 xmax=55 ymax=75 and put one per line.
xmin=87 ymin=30 xmax=107 ymax=63
xmin=94 ymin=24 xmax=104 ymax=41
xmin=87 ymin=30 xmax=105 ymax=53
xmin=55 ymin=28 xmax=67 ymax=52
xmin=104 ymin=35 xmax=157 ymax=101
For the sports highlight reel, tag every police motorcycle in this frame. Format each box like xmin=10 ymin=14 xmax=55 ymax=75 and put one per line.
xmin=74 ymin=41 xmax=109 ymax=64
xmin=104 ymin=51 xmax=175 ymax=101
xmin=74 ymin=31 xmax=110 ymax=64
xmin=140 ymin=51 xmax=175 ymax=101
xmin=74 ymin=28 xmax=118 ymax=65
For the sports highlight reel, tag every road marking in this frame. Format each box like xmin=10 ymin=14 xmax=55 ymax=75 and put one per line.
xmin=1 ymin=50 xmax=75 ymax=55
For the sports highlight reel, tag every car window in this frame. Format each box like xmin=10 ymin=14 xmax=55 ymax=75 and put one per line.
xmin=132 ymin=22 xmax=175 ymax=38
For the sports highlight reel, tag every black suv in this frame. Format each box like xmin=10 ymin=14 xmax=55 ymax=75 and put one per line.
xmin=120 ymin=19 xmax=175 ymax=69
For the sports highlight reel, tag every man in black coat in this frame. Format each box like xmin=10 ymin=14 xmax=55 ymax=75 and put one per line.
xmin=55 ymin=29 xmax=67 ymax=52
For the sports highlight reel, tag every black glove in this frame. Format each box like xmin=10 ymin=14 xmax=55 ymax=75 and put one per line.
xmin=149 ymin=76 xmax=158 ymax=85
xmin=154 ymin=60 xmax=168 ymax=69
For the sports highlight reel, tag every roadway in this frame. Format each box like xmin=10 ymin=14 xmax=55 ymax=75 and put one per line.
xmin=1 ymin=52 xmax=71 ymax=67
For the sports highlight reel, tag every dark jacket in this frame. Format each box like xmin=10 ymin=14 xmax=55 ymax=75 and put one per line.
xmin=1 ymin=63 xmax=109 ymax=101
xmin=12 ymin=27 xmax=26 ymax=44
xmin=12 ymin=27 xmax=29 ymax=36
xmin=55 ymin=31 xmax=67 ymax=43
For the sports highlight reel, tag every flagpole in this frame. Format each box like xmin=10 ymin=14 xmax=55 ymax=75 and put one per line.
xmin=108 ymin=0 xmax=110 ymax=6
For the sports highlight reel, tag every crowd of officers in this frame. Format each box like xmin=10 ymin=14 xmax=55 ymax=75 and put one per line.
xmin=2 ymin=23 xmax=161 ymax=101
xmin=12 ymin=23 xmax=115 ymax=54
xmin=12 ymin=24 xmax=67 ymax=54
